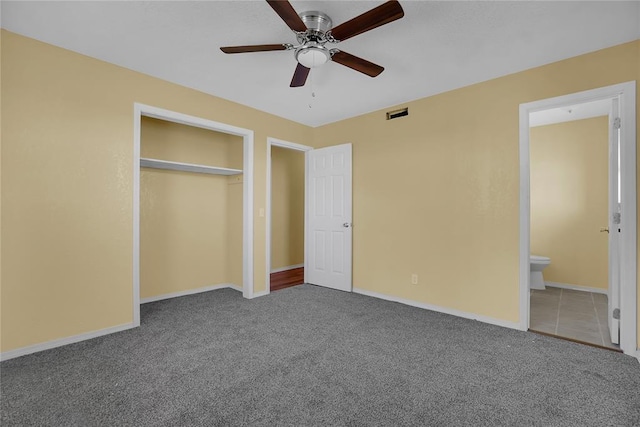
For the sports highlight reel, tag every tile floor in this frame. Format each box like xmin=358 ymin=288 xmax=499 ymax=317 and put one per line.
xmin=529 ymin=286 xmax=619 ymax=350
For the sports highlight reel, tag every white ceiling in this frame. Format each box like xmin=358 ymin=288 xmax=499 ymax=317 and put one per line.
xmin=2 ymin=1 xmax=639 ymax=127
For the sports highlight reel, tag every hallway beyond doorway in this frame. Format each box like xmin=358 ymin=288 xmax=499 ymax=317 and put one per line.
xmin=270 ymin=267 xmax=304 ymax=292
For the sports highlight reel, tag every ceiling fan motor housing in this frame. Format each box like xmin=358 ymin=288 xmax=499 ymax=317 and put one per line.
xmin=295 ymin=11 xmax=333 ymax=68
xmin=299 ymin=11 xmax=332 ymax=35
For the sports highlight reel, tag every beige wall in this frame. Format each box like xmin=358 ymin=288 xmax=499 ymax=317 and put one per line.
xmin=141 ymin=116 xmax=243 ymax=169
xmin=227 ymin=174 xmax=243 ymax=288
xmin=0 ymin=30 xmax=312 ymax=352
xmin=1 ymin=29 xmax=639 ymax=353
xmin=140 ymin=117 xmax=243 ymax=298
xmin=312 ymin=40 xmax=639 ymax=326
xmin=270 ymin=147 xmax=305 ymax=271
xmin=0 ymin=29 xmax=4 ymax=341
xmin=226 ymin=131 xmax=244 ymax=288
xmin=530 ymin=117 xmax=609 ymax=289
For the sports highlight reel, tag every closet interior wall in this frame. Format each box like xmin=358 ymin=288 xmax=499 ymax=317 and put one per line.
xmin=140 ymin=117 xmax=243 ymax=300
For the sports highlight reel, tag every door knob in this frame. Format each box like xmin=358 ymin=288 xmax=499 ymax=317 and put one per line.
xmin=600 ymin=227 xmax=609 ymax=233
xmin=343 ymin=223 xmax=352 ymax=228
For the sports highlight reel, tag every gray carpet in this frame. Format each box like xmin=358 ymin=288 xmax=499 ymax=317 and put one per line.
xmin=2 ymin=284 xmax=639 ymax=426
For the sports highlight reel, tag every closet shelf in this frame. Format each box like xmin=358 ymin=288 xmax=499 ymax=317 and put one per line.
xmin=140 ymin=158 xmax=242 ymax=176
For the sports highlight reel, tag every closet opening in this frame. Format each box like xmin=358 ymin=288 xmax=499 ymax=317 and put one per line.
xmin=133 ymin=104 xmax=254 ymax=326
xmin=266 ymin=138 xmax=313 ymax=293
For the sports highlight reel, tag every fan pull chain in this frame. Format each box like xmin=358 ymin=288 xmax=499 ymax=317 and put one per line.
xmin=309 ymin=72 xmax=316 ymax=109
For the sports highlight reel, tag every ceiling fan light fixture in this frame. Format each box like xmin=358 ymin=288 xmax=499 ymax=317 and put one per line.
xmin=295 ymin=45 xmax=330 ymax=68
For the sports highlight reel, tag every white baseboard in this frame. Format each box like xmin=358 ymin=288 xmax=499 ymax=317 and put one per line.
xmin=0 ymin=322 xmax=135 ymax=362
xmin=249 ymin=289 xmax=270 ymax=299
xmin=2 ymin=284 xmax=244 ymax=361
xmin=544 ymin=281 xmax=608 ymax=295
xmin=270 ymin=264 xmax=304 ymax=274
xmin=141 ymin=283 xmax=240 ymax=304
xmin=353 ymin=288 xmax=521 ymax=330
xmin=228 ymin=284 xmax=242 ymax=292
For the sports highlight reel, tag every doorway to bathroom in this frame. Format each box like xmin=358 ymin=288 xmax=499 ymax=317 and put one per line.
xmin=518 ymin=82 xmax=637 ymax=357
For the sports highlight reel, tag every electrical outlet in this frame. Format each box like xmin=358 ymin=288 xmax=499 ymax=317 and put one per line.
xmin=411 ymin=274 xmax=418 ymax=285
xmin=259 ymin=208 xmax=265 ymax=217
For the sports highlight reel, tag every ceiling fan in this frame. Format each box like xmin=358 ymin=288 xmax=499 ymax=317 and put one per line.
xmin=220 ymin=0 xmax=404 ymax=87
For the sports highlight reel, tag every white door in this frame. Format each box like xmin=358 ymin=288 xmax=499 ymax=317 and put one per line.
xmin=306 ymin=143 xmax=352 ymax=292
xmin=608 ymin=98 xmax=621 ymax=344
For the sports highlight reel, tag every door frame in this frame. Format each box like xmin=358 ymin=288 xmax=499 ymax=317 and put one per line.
xmin=608 ymin=97 xmax=621 ymax=343
xmin=265 ymin=137 xmax=313 ymax=294
xmin=518 ymin=82 xmax=637 ymax=355
xmin=133 ymin=103 xmax=254 ymax=326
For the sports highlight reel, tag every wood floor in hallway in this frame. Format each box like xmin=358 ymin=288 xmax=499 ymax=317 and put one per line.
xmin=270 ymin=267 xmax=304 ymax=292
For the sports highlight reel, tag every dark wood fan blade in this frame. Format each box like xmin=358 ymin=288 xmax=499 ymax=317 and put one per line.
xmin=290 ymin=63 xmax=310 ymax=87
xmin=331 ymin=51 xmax=384 ymax=77
xmin=220 ymin=44 xmax=287 ymax=54
xmin=330 ymin=0 xmax=404 ymax=42
xmin=266 ymin=0 xmax=307 ymax=32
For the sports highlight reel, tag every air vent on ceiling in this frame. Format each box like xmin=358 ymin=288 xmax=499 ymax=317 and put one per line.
xmin=386 ymin=107 xmax=408 ymax=120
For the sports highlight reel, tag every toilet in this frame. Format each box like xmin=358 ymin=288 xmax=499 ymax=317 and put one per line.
xmin=530 ymin=255 xmax=551 ymax=290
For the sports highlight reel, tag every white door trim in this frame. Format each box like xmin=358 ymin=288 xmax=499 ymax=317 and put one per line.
xmin=518 ymin=82 xmax=637 ymax=355
xmin=133 ymin=103 xmax=254 ymax=326
xmin=266 ymin=137 xmax=313 ymax=295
